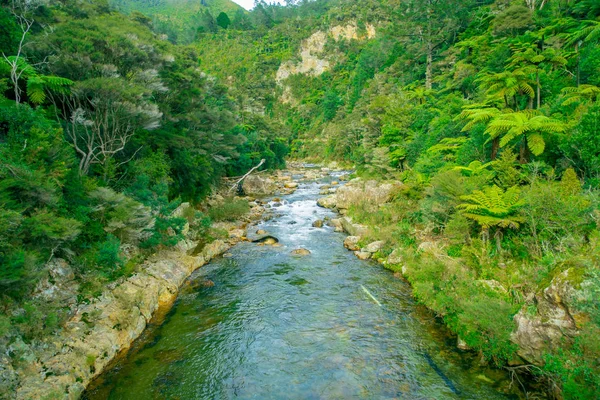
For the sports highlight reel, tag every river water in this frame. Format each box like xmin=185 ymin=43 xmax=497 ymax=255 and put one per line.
xmin=84 ymin=173 xmax=521 ymax=399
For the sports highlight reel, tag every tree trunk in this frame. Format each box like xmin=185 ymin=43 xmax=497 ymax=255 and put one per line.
xmin=426 ymin=41 xmax=433 ymax=90
xmin=536 ymin=70 xmax=541 ymax=109
xmin=491 ymin=137 xmax=500 ymax=160
xmin=520 ymin=136 xmax=529 ymax=164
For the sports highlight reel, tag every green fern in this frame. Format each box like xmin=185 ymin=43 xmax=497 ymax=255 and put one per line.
xmin=484 ymin=111 xmax=565 ymax=157
xmin=458 ymin=185 xmax=525 ymax=231
xmin=1 ymin=57 xmax=73 ymax=105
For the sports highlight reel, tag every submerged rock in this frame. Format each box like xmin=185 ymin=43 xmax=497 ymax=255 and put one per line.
xmin=291 ymin=248 xmax=311 ymax=256
xmin=284 ymin=182 xmax=299 ymax=189
xmin=312 ymin=219 xmax=324 ymax=228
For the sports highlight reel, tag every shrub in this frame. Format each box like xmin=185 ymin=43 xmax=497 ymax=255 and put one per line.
xmin=208 ymin=198 xmax=250 ymax=222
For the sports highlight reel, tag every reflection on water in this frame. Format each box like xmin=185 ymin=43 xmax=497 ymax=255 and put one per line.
xmin=84 ymin=175 xmax=521 ymax=399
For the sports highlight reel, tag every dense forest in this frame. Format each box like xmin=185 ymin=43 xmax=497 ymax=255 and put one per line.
xmin=2 ymin=0 xmax=600 ymax=398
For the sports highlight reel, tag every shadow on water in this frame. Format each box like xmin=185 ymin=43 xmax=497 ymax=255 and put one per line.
xmin=84 ymin=174 xmax=527 ymax=400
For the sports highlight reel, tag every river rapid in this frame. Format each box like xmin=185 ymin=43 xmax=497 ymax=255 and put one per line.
xmin=84 ymin=172 xmax=521 ymax=399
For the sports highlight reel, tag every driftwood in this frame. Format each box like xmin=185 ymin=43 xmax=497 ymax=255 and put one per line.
xmin=229 ymin=159 xmax=266 ymax=193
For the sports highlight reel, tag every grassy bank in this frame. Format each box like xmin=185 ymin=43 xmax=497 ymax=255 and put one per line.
xmin=336 ymin=170 xmax=600 ymax=399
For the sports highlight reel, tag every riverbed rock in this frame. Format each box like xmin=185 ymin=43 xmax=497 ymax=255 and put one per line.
xmin=511 ymin=268 xmax=583 ymax=365
xmin=252 ymin=235 xmax=279 ymax=245
xmin=354 ymin=251 xmax=372 ymax=260
xmin=291 ymin=248 xmax=311 ymax=256
xmin=202 ymin=240 xmax=230 ymax=260
xmin=317 ymin=195 xmax=337 ymax=208
xmin=229 ymin=228 xmax=246 ymax=239
xmin=328 ymin=218 xmax=344 ymax=232
xmin=365 ymin=241 xmax=384 ymax=254
xmin=312 ymin=219 xmax=324 ymax=228
xmin=256 ymin=229 xmax=267 ymax=235
xmin=344 ymin=236 xmax=361 ymax=251
xmin=284 ymin=181 xmax=299 ymax=189
xmin=340 ymin=217 xmax=368 ymax=237
xmin=242 ymin=175 xmax=277 ymax=196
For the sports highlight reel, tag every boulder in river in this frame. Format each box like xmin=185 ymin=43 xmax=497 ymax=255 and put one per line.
xmin=344 ymin=236 xmax=361 ymax=251
xmin=312 ymin=220 xmax=324 ymax=228
xmin=284 ymin=182 xmax=299 ymax=189
xmin=291 ymin=248 xmax=311 ymax=256
xmin=242 ymin=175 xmax=277 ymax=196
xmin=252 ymin=235 xmax=279 ymax=245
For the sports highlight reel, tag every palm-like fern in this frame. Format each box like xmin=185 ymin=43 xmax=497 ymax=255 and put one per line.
xmin=561 ymin=84 xmax=600 ymax=106
xmin=565 ymin=20 xmax=600 ymax=46
xmin=485 ymin=110 xmax=565 ymax=160
xmin=458 ymin=185 xmax=525 ymax=235
xmin=457 ymin=106 xmax=503 ymax=131
xmin=477 ymin=69 xmax=535 ymax=109
xmin=1 ymin=56 xmax=72 ymax=105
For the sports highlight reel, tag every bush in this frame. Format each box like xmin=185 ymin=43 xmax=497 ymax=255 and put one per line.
xmin=208 ymin=198 xmax=250 ymax=222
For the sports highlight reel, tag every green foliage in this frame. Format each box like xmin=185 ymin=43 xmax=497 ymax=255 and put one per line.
xmin=207 ymin=198 xmax=250 ymax=222
xmin=458 ymin=185 xmax=525 ymax=231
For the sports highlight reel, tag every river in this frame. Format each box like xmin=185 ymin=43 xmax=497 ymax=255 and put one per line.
xmin=84 ymin=172 xmax=521 ymax=399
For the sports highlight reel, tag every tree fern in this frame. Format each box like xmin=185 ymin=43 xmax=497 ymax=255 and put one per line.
xmin=484 ymin=111 xmax=565 ymax=159
xmin=458 ymin=185 xmax=525 ymax=231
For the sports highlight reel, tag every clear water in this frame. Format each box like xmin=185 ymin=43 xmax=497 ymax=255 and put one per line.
xmin=85 ymin=177 xmax=520 ymax=399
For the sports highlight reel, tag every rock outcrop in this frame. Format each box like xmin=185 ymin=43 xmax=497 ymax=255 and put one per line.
xmin=242 ymin=175 xmax=277 ymax=196
xmin=276 ymin=23 xmax=376 ymax=104
xmin=2 ymin=214 xmax=251 ymax=400
xmin=511 ymin=268 xmax=584 ymax=365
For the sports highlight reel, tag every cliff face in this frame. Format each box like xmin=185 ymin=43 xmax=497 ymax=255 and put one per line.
xmin=275 ymin=23 xmax=376 ymax=104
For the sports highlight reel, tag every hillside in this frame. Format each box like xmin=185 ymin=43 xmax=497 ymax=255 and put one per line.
xmin=110 ymin=0 xmax=244 ymax=42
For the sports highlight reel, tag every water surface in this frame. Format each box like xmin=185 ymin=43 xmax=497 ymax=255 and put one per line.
xmin=85 ymin=176 xmax=519 ymax=399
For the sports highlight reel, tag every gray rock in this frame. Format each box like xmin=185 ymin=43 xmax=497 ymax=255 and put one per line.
xmin=242 ymin=175 xmax=277 ymax=196
xmin=386 ymin=249 xmax=403 ymax=265
xmin=354 ymin=251 xmax=372 ymax=260
xmin=343 ymin=236 xmax=361 ymax=251
xmin=365 ymin=241 xmax=385 ymax=253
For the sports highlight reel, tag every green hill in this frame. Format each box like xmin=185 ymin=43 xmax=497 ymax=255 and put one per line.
xmin=110 ymin=0 xmax=244 ymax=42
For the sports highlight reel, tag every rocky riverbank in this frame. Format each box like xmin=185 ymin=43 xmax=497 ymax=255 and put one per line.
xmin=1 ymin=167 xmax=330 ymax=400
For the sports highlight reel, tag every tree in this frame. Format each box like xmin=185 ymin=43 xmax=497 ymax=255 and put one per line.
xmin=509 ymin=46 xmax=567 ymax=109
xmin=1 ymin=0 xmax=37 ymax=105
xmin=401 ymin=0 xmax=477 ymax=90
xmin=0 ymin=57 xmax=73 ymax=105
xmin=484 ymin=110 xmax=566 ymax=163
xmin=477 ymin=69 xmax=535 ymax=110
xmin=216 ymin=12 xmax=231 ymax=29
xmin=458 ymin=185 xmax=525 ymax=249
xmin=61 ymin=77 xmax=162 ymax=178
xmin=458 ymin=106 xmax=502 ymax=159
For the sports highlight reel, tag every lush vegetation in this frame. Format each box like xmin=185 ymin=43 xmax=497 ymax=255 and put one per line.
xmin=0 ymin=0 xmax=286 ymax=358
xmin=187 ymin=0 xmax=600 ymax=397
xmin=2 ymin=0 xmax=600 ymax=398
